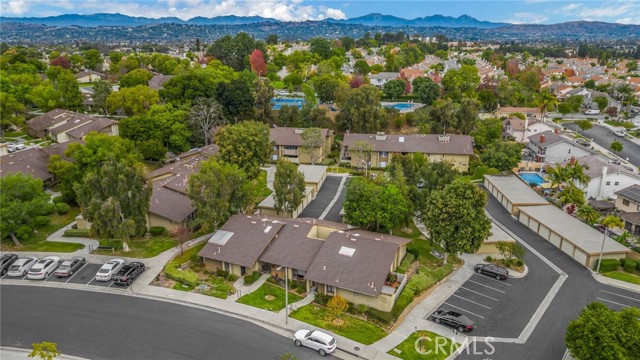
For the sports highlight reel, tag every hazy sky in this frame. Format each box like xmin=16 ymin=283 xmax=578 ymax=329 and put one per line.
xmin=1 ymin=0 xmax=639 ymax=24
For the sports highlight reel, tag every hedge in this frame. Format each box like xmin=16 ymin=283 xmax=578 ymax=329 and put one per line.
xmin=63 ymin=229 xmax=91 ymax=237
xmin=34 ymin=216 xmax=51 ymax=227
xmin=243 ymin=271 xmax=262 ymax=286
xmin=52 ymin=196 xmax=64 ymax=203
xmin=595 ymin=259 xmax=620 ymax=273
xmin=55 ymin=202 xmax=70 ymax=214
xmin=624 ymin=259 xmax=637 ymax=273
xmin=164 ymin=262 xmax=198 ymax=286
xmin=150 ymin=226 xmax=166 ymax=236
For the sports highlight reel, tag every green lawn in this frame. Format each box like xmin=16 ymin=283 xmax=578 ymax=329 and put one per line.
xmin=389 ymin=331 xmax=459 ymax=360
xmin=290 ymin=304 xmax=387 ymax=345
xmin=603 ymin=271 xmax=640 ymax=285
xmin=173 ymin=242 xmax=207 ymax=264
xmin=0 ymin=207 xmax=83 ymax=252
xmin=460 ymin=165 xmax=501 ymax=182
xmin=201 ymin=276 xmax=235 ymax=299
xmin=95 ymin=237 xmax=178 ymax=258
xmin=237 ymin=283 xmax=303 ymax=312
xmin=255 ymin=170 xmax=273 ymax=204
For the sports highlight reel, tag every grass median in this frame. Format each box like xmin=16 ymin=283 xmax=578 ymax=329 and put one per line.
xmin=388 ymin=331 xmax=459 ymax=360
xmin=237 ymin=283 xmax=303 ymax=312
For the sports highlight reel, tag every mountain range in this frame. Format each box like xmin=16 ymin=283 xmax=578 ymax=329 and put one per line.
xmin=1 ymin=12 xmax=507 ymax=28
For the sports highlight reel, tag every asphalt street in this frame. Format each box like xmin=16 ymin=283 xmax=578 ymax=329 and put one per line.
xmin=456 ymin=193 xmax=640 ymax=360
xmin=0 ymin=285 xmax=328 ymax=360
xmin=298 ymin=175 xmax=347 ymax=222
xmin=563 ymin=123 xmax=640 ymax=167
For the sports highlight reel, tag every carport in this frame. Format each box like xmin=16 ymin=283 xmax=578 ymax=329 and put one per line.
xmin=518 ymin=205 xmax=631 ymax=267
xmin=484 ymin=175 xmax=548 ymax=215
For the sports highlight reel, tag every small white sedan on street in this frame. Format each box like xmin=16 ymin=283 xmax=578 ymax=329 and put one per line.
xmin=27 ymin=256 xmax=61 ymax=279
xmin=95 ymin=259 xmax=125 ymax=281
xmin=6 ymin=257 xmax=38 ymax=277
xmin=293 ymin=329 xmax=337 ymax=356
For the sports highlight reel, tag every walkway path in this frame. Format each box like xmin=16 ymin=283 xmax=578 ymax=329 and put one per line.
xmin=47 ymin=221 xmax=99 ymax=254
xmin=229 ymin=273 xmax=270 ymax=301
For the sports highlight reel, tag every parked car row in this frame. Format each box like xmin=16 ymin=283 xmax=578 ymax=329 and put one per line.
xmin=0 ymin=254 xmax=145 ymax=285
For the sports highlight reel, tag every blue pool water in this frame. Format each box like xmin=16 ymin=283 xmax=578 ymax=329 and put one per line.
xmin=383 ymin=103 xmax=414 ymax=111
xmin=272 ymin=97 xmax=305 ymax=110
xmin=519 ymin=172 xmax=546 ymax=186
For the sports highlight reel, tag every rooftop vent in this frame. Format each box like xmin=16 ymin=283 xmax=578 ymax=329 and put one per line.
xmin=294 ymin=128 xmax=305 ymax=134
xmin=438 ymin=135 xmax=450 ymax=143
xmin=264 ymin=226 xmax=272 ymax=233
xmin=399 ymin=136 xmax=405 ymax=143
xmin=375 ymin=132 xmax=387 ymax=141
xmin=339 ymin=246 xmax=356 ymax=257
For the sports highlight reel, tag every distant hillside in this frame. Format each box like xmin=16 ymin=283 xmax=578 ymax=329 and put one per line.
xmin=326 ymin=13 xmax=508 ymax=28
xmin=492 ymin=21 xmax=640 ymax=39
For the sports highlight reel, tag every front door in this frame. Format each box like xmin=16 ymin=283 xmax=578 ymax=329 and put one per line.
xmin=240 ymin=266 xmax=246 ymax=275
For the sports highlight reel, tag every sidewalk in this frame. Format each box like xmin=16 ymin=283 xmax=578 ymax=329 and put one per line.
xmin=47 ymin=221 xmax=99 ymax=254
xmin=0 ymin=347 xmax=89 ymax=360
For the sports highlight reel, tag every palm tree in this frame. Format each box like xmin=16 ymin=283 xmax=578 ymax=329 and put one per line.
xmin=567 ymin=163 xmax=591 ymax=189
xmin=536 ymin=89 xmax=558 ymax=122
xmin=596 ymin=215 xmax=625 ymax=273
xmin=545 ymin=164 xmax=570 ymax=197
xmin=576 ymin=205 xmax=600 ymax=225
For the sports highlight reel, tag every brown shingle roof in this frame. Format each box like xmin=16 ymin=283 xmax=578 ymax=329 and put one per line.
xmin=259 ymin=221 xmax=327 ymax=271
xmin=305 ymin=231 xmax=400 ymax=296
xmin=0 ymin=141 xmax=80 ymax=181
xmin=342 ymin=133 xmax=473 ymax=156
xmin=65 ymin=118 xmax=117 ymax=139
xmin=621 ymin=211 xmax=640 ymax=225
xmin=27 ymin=109 xmax=76 ymax=132
xmin=497 ymin=107 xmax=542 ymax=115
xmin=560 ymin=155 xmax=639 ymax=179
xmin=508 ymin=117 xmax=540 ymax=131
xmin=270 ymin=127 xmax=332 ymax=147
xmin=148 ymin=182 xmax=195 ymax=223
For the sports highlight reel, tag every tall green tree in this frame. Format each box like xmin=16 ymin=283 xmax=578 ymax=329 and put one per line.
xmin=412 ymin=77 xmax=439 ymax=106
xmin=535 ymin=89 xmax=558 ymax=121
xmin=0 ymin=173 xmax=52 ymax=246
xmin=480 ymin=141 xmax=523 ymax=171
xmin=56 ymin=70 xmax=84 ymax=111
xmin=593 ymin=96 xmax=608 ymax=111
xmin=255 ymin=78 xmax=274 ymax=123
xmin=187 ymin=159 xmax=254 ymax=232
xmin=92 ymin=79 xmax=112 ymax=114
xmin=566 ymin=302 xmax=640 ymax=360
xmin=74 ymin=156 xmax=150 ymax=241
xmin=300 ymin=128 xmax=324 ymax=165
xmin=383 ymin=79 xmax=406 ymax=99
xmin=336 ymin=85 xmax=386 ymax=132
xmin=610 ymin=140 xmax=623 ymax=153
xmin=273 ymin=159 xmax=306 ymax=217
xmin=106 ymin=85 xmax=159 ymax=116
xmin=82 ymin=49 xmax=102 ymax=70
xmin=421 ymin=179 xmax=491 ymax=264
xmin=215 ymin=78 xmax=255 ymax=121
xmin=215 ymin=121 xmax=271 ymax=180
xmin=576 ymin=120 xmax=593 ymax=133
xmin=206 ymin=32 xmax=265 ymax=71
xmin=343 ymin=177 xmax=410 ymax=231
xmin=429 ymin=98 xmax=458 ymax=134
xmin=576 ymin=205 xmax=600 ymax=225
xmin=119 ymin=68 xmax=153 ymax=88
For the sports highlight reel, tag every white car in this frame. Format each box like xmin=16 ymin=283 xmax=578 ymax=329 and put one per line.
xmin=95 ymin=259 xmax=125 ymax=281
xmin=27 ymin=256 xmax=61 ymax=280
xmin=293 ymin=329 xmax=337 ymax=356
xmin=614 ymin=129 xmax=627 ymax=137
xmin=6 ymin=257 xmax=38 ymax=277
xmin=584 ymin=109 xmax=600 ymax=115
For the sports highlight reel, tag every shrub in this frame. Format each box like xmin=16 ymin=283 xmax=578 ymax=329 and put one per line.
xmin=407 ymin=247 xmax=419 ymax=259
xmin=595 ymin=259 xmax=620 ymax=273
xmin=397 ymin=252 xmax=416 ymax=274
xmin=243 ymin=271 xmax=261 ymax=286
xmin=150 ymin=226 xmax=166 ymax=236
xmin=358 ymin=304 xmax=368 ymax=314
xmin=315 ymin=294 xmax=331 ymax=306
xmin=485 ymin=255 xmax=493 ymax=262
xmin=52 ymin=196 xmax=64 ymax=203
xmin=620 ymin=258 xmax=626 ymax=267
xmin=327 ymin=295 xmax=349 ymax=318
xmin=34 ymin=216 xmax=51 ymax=227
xmin=164 ymin=262 xmax=198 ymax=286
xmin=295 ymin=286 xmax=305 ymax=295
xmin=40 ymin=203 xmax=55 ymax=215
xmin=63 ymin=229 xmax=91 ymax=237
xmin=216 ymin=269 xmax=230 ymax=278
xmin=516 ymin=259 xmax=524 ymax=267
xmin=55 ymin=202 xmax=70 ymax=214
xmin=624 ymin=259 xmax=637 ymax=273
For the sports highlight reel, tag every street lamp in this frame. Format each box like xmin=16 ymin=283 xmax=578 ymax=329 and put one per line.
xmin=596 ymin=227 xmax=607 ymax=273
xmin=277 ymin=265 xmax=289 ymax=325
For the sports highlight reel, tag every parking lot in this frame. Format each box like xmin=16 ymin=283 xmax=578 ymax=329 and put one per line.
xmin=593 ymin=287 xmax=640 ymax=311
xmin=1 ymin=262 xmax=133 ymax=289
xmin=429 ymin=271 xmax=552 ymax=338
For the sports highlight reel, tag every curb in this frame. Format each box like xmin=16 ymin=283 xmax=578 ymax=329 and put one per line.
xmin=589 ymin=271 xmax=640 ymax=293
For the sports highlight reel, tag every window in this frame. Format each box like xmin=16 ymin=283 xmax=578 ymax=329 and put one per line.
xmin=380 ymin=151 xmax=389 ymax=157
xmin=614 ymin=182 xmax=619 ymax=186
xmin=326 ymin=285 xmax=334 ymax=294
xmin=606 ymin=181 xmax=611 ymax=186
xmin=623 ymin=199 xmax=630 ymax=206
xmin=284 ymin=145 xmax=297 ymax=150
xmin=568 ymin=149 xmax=571 ymax=154
xmin=223 ymin=262 xmax=231 ymax=272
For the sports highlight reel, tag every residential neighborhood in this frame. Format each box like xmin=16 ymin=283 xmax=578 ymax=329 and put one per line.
xmin=1 ymin=3 xmax=640 ymax=360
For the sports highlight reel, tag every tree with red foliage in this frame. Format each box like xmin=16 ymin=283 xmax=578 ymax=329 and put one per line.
xmin=505 ymin=59 xmax=519 ymax=78
xmin=249 ymin=49 xmax=266 ymax=76
xmin=349 ymin=75 xmax=364 ymax=88
xmin=50 ymin=56 xmax=71 ymax=69
xmin=399 ymin=73 xmax=411 ymax=94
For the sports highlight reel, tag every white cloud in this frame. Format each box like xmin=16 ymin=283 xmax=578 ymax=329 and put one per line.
xmin=4 ymin=0 xmax=30 ymax=15
xmin=505 ymin=12 xmax=549 ymax=24
xmin=577 ymin=0 xmax=640 ymax=20
xmin=561 ymin=3 xmax=581 ymax=11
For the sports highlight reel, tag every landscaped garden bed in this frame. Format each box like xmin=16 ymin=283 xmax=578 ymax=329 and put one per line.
xmin=237 ymin=282 xmax=303 ymax=311
xmin=388 ymin=331 xmax=459 ymax=360
xmin=93 ymin=236 xmax=178 ymax=258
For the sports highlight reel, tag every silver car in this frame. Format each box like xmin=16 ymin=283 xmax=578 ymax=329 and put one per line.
xmin=95 ymin=259 xmax=125 ymax=281
xmin=293 ymin=329 xmax=337 ymax=356
xmin=53 ymin=257 xmax=86 ymax=277
xmin=27 ymin=256 xmax=61 ymax=280
xmin=6 ymin=257 xmax=38 ymax=277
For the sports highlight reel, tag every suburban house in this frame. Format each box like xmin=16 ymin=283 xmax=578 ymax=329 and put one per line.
xmin=369 ymin=72 xmax=400 ymax=88
xmin=26 ymin=109 xmax=119 ymax=141
xmin=503 ymin=117 xmax=555 ymax=143
xmin=495 ymin=106 xmax=543 ymax=120
xmin=270 ymin=127 xmax=334 ymax=164
xmin=198 ymin=215 xmax=410 ymax=312
xmin=0 ymin=141 xmax=78 ymax=187
xmin=257 ymin=165 xmax=327 ymax=218
xmin=614 ymin=185 xmax=640 ymax=237
xmin=74 ymin=70 xmax=107 ymax=83
xmin=341 ymin=133 xmax=474 ymax=172
xmin=560 ymin=155 xmax=640 ymax=200
xmin=145 ymin=144 xmax=219 ymax=230
xmin=527 ymin=130 xmax=593 ymax=164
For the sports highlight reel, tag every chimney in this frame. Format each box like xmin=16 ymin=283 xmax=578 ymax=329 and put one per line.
xmin=597 ymin=166 xmax=608 ymax=199
xmin=554 ymin=128 xmax=560 ymax=134
xmin=570 ymin=157 xmax=576 ymax=165
xmin=524 ymin=117 xmax=529 ymax=131
xmin=540 ymin=134 xmax=546 ymax=143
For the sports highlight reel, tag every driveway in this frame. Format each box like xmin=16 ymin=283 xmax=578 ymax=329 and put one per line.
xmin=298 ymin=175 xmax=348 ymax=222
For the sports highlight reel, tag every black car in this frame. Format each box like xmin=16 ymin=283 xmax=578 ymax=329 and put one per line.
xmin=474 ymin=263 xmax=509 ymax=280
xmin=112 ymin=262 xmax=145 ymax=285
xmin=0 ymin=254 xmax=18 ymax=276
xmin=431 ymin=310 xmax=475 ymax=332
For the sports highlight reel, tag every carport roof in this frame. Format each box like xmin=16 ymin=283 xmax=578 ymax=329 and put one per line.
xmin=484 ymin=175 xmax=549 ymax=205
xmin=518 ymin=205 xmax=630 ymax=255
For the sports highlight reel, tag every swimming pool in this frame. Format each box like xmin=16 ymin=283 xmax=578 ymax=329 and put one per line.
xmin=272 ymin=97 xmax=305 ymax=110
xmin=519 ymin=172 xmax=546 ymax=186
xmin=382 ymin=102 xmax=415 ymax=111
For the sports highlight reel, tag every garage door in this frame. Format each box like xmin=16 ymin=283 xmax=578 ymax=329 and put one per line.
xmin=561 ymin=240 xmax=575 ymax=256
xmin=501 ymin=197 xmax=509 ymax=209
xmin=519 ymin=213 xmax=530 ymax=226
xmin=573 ymin=249 xmax=588 ymax=266
xmin=538 ymin=225 xmax=551 ymax=240
xmin=507 ymin=202 xmax=513 ymax=213
xmin=528 ymin=219 xmax=539 ymax=232
xmin=549 ymin=233 xmax=561 ymax=247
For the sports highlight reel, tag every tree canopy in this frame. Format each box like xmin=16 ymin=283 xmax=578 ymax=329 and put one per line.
xmin=215 ymin=121 xmax=271 ymax=180
xmin=273 ymin=159 xmax=306 ymax=217
xmin=0 ymin=173 xmax=52 ymax=245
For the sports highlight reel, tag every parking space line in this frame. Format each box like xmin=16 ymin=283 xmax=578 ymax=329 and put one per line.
xmin=467 ymin=279 xmax=506 ymax=293
xmin=86 ymin=277 xmax=96 ymax=285
xmin=600 ymin=290 xmax=640 ymax=303
xmin=65 ymin=263 xmax=88 ymax=283
xmin=459 ymin=286 xmax=500 ymax=301
xmin=596 ymin=297 xmax=631 ymax=308
xmin=443 ymin=302 xmax=485 ymax=319
xmin=452 ymin=294 xmax=492 ymax=309
xmin=472 ymin=273 xmax=512 ymax=286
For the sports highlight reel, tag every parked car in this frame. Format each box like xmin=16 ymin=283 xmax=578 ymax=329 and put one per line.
xmin=95 ymin=259 xmax=125 ymax=281
xmin=112 ymin=262 xmax=145 ymax=285
xmin=0 ymin=254 xmax=19 ymax=276
xmin=27 ymin=256 xmax=61 ymax=279
xmin=53 ymin=257 xmax=86 ymax=278
xmin=431 ymin=310 xmax=475 ymax=332
xmin=7 ymin=257 xmax=38 ymax=277
xmin=293 ymin=330 xmax=337 ymax=356
xmin=584 ymin=109 xmax=600 ymax=115
xmin=575 ymin=138 xmax=590 ymax=147
xmin=614 ymin=129 xmax=627 ymax=137
xmin=474 ymin=263 xmax=509 ymax=280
